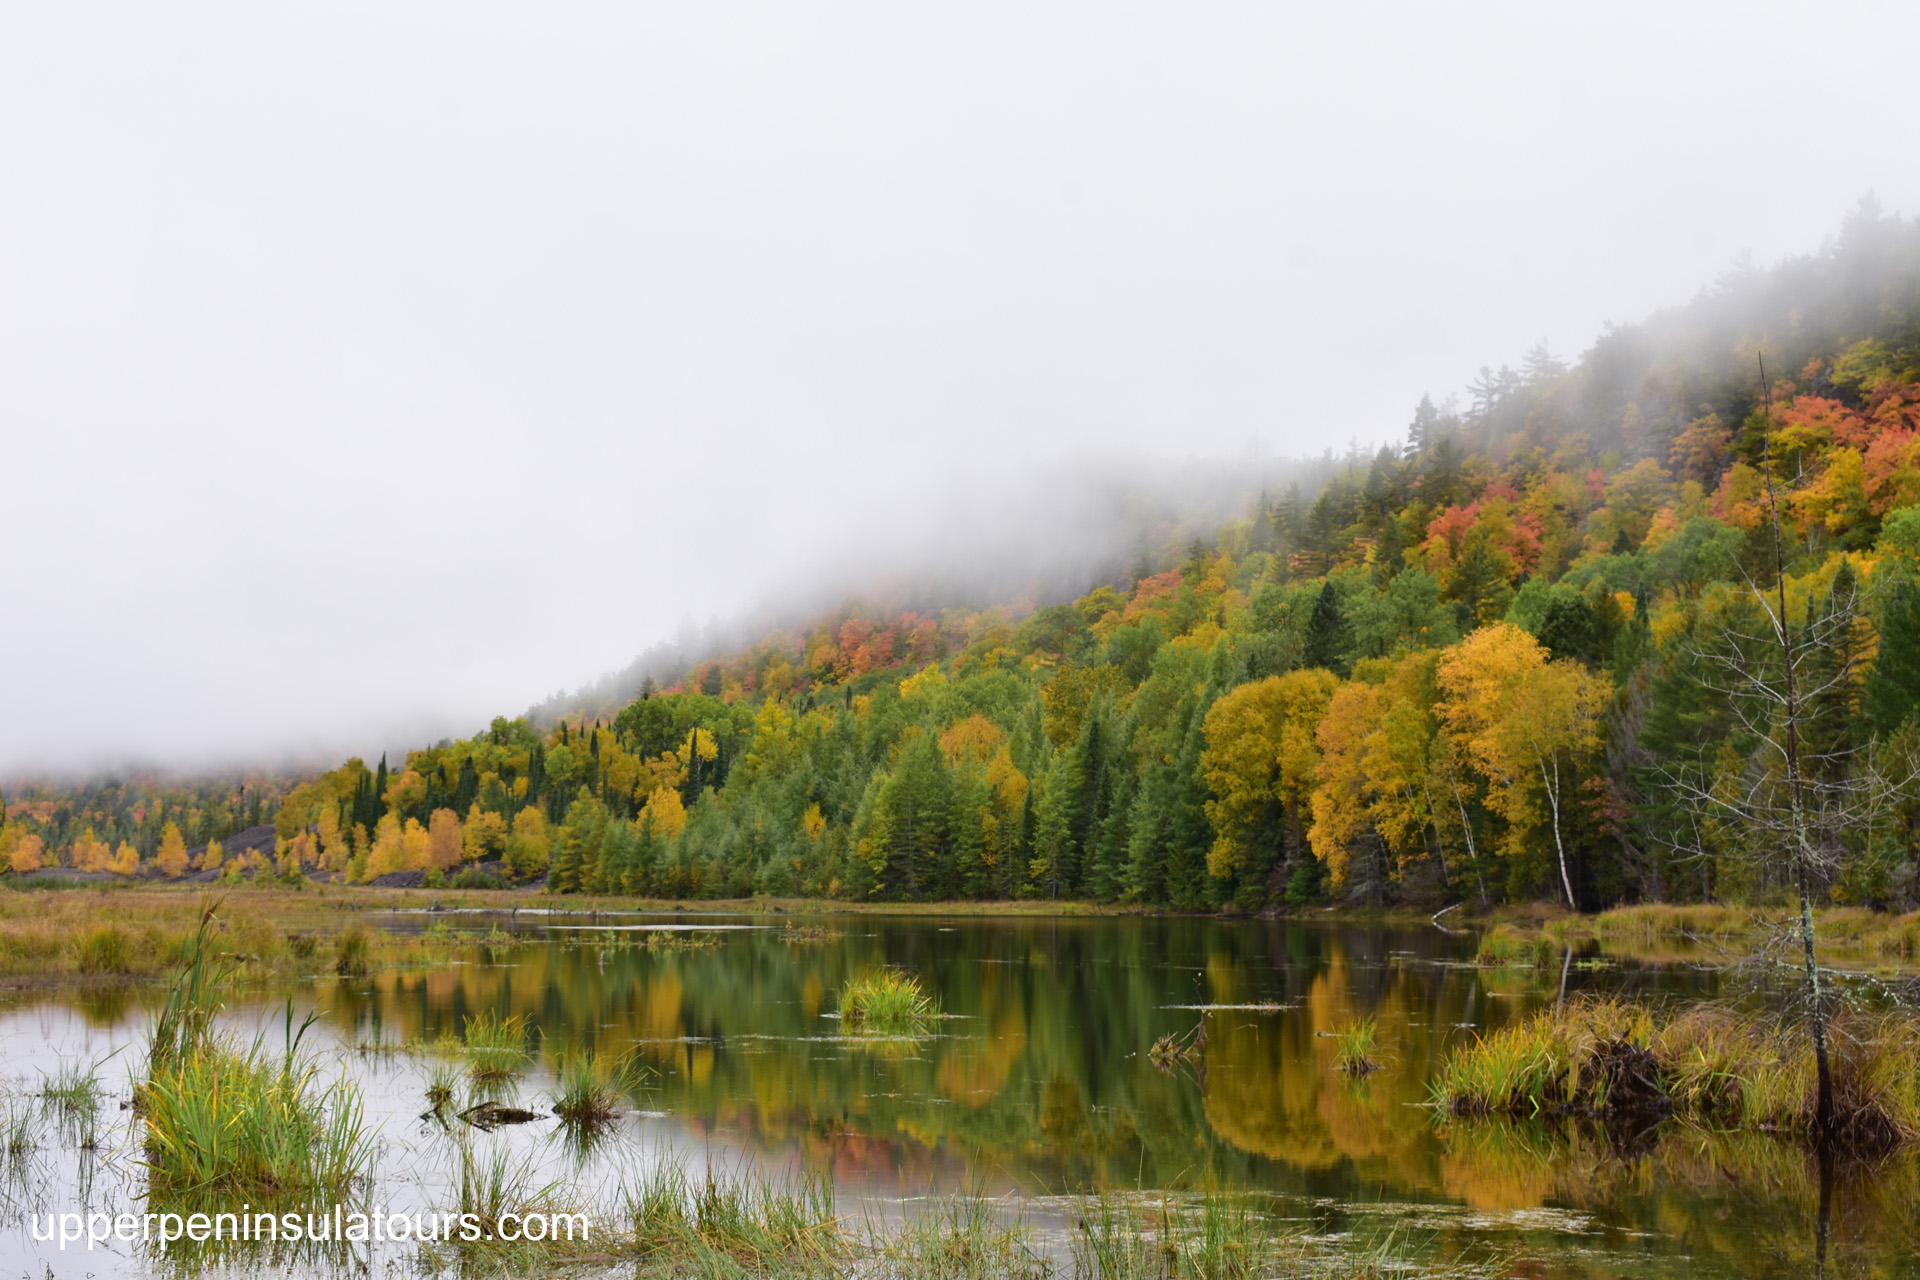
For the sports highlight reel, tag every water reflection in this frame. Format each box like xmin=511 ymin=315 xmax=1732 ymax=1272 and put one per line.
xmin=0 ymin=913 xmax=1913 ymax=1278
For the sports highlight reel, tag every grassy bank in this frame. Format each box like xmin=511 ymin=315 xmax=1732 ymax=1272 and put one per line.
xmin=1435 ymin=998 xmax=1920 ymax=1152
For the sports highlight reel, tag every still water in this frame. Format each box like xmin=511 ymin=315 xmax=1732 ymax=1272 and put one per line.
xmin=1 ymin=911 xmax=1914 ymax=1278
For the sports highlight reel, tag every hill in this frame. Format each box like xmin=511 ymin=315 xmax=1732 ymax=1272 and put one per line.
xmin=8 ymin=200 xmax=1920 ymax=912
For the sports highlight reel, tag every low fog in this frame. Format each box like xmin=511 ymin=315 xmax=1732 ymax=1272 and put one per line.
xmin=4 ymin=2 xmax=1918 ymax=773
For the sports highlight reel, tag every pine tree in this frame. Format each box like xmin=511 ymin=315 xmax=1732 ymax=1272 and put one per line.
xmin=1866 ymin=577 xmax=1920 ymax=734
xmin=1303 ymin=580 xmax=1347 ymax=673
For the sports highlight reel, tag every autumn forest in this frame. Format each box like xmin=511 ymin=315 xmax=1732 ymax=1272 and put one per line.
xmin=9 ymin=203 xmax=1920 ymax=917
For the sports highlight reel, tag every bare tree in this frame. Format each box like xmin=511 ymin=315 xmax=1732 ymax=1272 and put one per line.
xmin=1654 ymin=357 xmax=1913 ymax=1140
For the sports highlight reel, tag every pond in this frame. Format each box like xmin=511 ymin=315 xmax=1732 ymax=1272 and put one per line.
xmin=0 ymin=911 xmax=1914 ymax=1278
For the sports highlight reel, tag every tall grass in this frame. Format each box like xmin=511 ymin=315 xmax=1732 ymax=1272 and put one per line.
xmin=1436 ymin=998 xmax=1920 ymax=1151
xmin=839 ymin=969 xmax=940 ymax=1035
xmin=141 ymin=1041 xmax=372 ymax=1195
xmin=39 ymin=1061 xmax=101 ymax=1147
xmin=139 ymin=902 xmax=372 ymax=1196
xmin=1330 ymin=1018 xmax=1381 ymax=1075
xmin=333 ymin=924 xmax=370 ymax=977
xmin=462 ymin=1009 xmax=532 ymax=1080
xmin=548 ymin=1046 xmax=650 ymax=1124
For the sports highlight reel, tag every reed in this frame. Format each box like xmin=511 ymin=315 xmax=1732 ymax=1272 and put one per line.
xmin=462 ymin=1009 xmax=532 ymax=1080
xmin=838 ymin=969 xmax=940 ymax=1035
xmin=140 ymin=1039 xmax=372 ymax=1195
xmin=424 ymin=1059 xmax=461 ymax=1113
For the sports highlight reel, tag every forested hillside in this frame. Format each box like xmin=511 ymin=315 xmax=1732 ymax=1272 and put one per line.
xmin=9 ymin=202 xmax=1920 ymax=911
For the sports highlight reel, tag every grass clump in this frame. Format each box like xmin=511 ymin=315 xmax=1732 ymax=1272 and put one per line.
xmin=548 ymin=1046 xmax=649 ymax=1124
xmin=1436 ymin=998 xmax=1920 ymax=1152
xmin=622 ymin=1161 xmax=842 ymax=1274
xmin=424 ymin=1059 xmax=461 ymax=1113
xmin=838 ymin=969 xmax=940 ymax=1035
xmin=139 ymin=902 xmax=371 ymax=1197
xmin=333 ymin=924 xmax=370 ymax=977
xmin=1329 ymin=1018 xmax=1381 ymax=1075
xmin=75 ymin=924 xmax=132 ymax=974
xmin=462 ymin=1009 xmax=532 ymax=1080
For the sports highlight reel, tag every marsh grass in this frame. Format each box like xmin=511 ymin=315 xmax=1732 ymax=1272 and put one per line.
xmin=1329 ymin=1018 xmax=1381 ymax=1075
xmin=424 ymin=1059 xmax=461 ymax=1113
xmin=860 ymin=1191 xmax=1045 ymax=1279
xmin=641 ymin=929 xmax=723 ymax=952
xmin=39 ymin=1061 xmax=101 ymax=1147
xmin=137 ymin=900 xmax=374 ymax=1198
xmin=1436 ymin=998 xmax=1920 ymax=1152
xmin=463 ymin=1009 xmax=533 ymax=1080
xmin=782 ymin=921 xmax=843 ymax=946
xmin=333 ymin=924 xmax=370 ymax=977
xmin=839 ymin=969 xmax=940 ymax=1035
xmin=1473 ymin=926 xmax=1551 ymax=969
xmin=548 ymin=1046 xmax=650 ymax=1124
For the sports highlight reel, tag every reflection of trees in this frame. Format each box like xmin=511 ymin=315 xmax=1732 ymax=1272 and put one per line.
xmin=304 ymin=916 xmax=1914 ymax=1270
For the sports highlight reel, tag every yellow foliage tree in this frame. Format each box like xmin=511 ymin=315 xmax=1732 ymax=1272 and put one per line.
xmin=505 ymin=808 xmax=552 ymax=879
xmin=155 ymin=821 xmax=190 ymax=878
xmin=364 ymin=813 xmax=406 ymax=880
xmin=463 ymin=805 xmax=508 ymax=862
xmin=427 ymin=808 xmax=463 ymax=871
xmin=1436 ymin=623 xmax=1610 ymax=908
xmin=1202 ymin=669 xmax=1340 ymax=887
xmin=197 ymin=839 xmax=225 ymax=872
xmin=111 ymin=841 xmax=141 ymax=877
xmin=1308 ymin=652 xmax=1456 ymax=896
xmin=400 ymin=818 xmax=432 ymax=871
xmin=71 ymin=828 xmax=112 ymax=873
xmin=8 ymin=832 xmax=44 ymax=875
xmin=640 ymin=787 xmax=687 ymax=841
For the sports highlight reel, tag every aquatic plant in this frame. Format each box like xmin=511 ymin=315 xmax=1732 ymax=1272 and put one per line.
xmin=1435 ymin=998 xmax=1920 ymax=1152
xmin=141 ymin=1040 xmax=371 ymax=1195
xmin=548 ymin=1046 xmax=649 ymax=1124
xmin=333 ymin=924 xmax=371 ymax=977
xmin=462 ymin=1009 xmax=532 ymax=1080
xmin=621 ymin=1160 xmax=842 ymax=1273
xmin=781 ymin=921 xmax=843 ymax=946
xmin=642 ymin=929 xmax=723 ymax=952
xmin=424 ymin=1059 xmax=461 ymax=1113
xmin=1330 ymin=1018 xmax=1381 ymax=1075
xmin=838 ymin=969 xmax=939 ymax=1035
xmin=1149 ymin=1023 xmax=1207 ymax=1070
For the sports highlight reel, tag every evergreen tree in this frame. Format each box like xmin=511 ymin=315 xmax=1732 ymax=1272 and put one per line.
xmin=1867 ymin=577 xmax=1920 ymax=733
xmin=1303 ymin=580 xmax=1348 ymax=673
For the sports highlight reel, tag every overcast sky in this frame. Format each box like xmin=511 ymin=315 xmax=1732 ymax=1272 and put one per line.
xmin=5 ymin=1 xmax=1919 ymax=774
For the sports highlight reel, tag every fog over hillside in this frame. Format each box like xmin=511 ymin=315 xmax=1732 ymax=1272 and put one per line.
xmin=4 ymin=3 xmax=1917 ymax=772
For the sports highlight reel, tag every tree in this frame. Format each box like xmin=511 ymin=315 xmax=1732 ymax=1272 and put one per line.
xmin=1866 ymin=576 xmax=1920 ymax=733
xmin=463 ymin=805 xmax=508 ymax=862
xmin=1202 ymin=670 xmax=1339 ymax=905
xmin=504 ymin=808 xmax=552 ymax=880
xmin=156 ymin=821 xmax=190 ymax=878
xmin=1303 ymin=581 xmax=1348 ymax=673
xmin=1438 ymin=623 xmax=1610 ymax=908
xmin=1654 ymin=365 xmax=1917 ymax=1142
xmin=8 ymin=832 xmax=43 ymax=876
xmin=427 ymin=808 xmax=463 ymax=871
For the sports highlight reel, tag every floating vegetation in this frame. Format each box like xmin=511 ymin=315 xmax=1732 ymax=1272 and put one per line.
xmin=1435 ymin=998 xmax=1920 ymax=1153
xmin=781 ymin=921 xmax=843 ymax=946
xmin=642 ymin=929 xmax=723 ymax=952
xmin=1149 ymin=1022 xmax=1207 ymax=1070
xmin=462 ymin=1009 xmax=532 ymax=1081
xmin=548 ymin=1046 xmax=650 ymax=1125
xmin=1328 ymin=1018 xmax=1382 ymax=1075
xmin=838 ymin=969 xmax=940 ymax=1035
